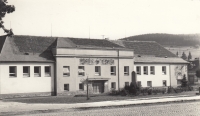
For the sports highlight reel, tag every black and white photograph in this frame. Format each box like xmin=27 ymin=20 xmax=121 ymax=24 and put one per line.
xmin=0 ymin=0 xmax=200 ymax=115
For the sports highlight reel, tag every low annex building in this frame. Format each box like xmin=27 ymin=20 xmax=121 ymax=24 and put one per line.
xmin=0 ymin=35 xmax=188 ymax=96
xmin=113 ymin=40 xmax=188 ymax=87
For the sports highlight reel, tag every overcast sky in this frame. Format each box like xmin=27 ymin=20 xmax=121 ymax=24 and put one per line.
xmin=0 ymin=0 xmax=200 ymax=40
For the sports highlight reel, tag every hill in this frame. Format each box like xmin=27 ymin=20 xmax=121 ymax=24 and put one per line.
xmin=120 ymin=33 xmax=200 ymax=47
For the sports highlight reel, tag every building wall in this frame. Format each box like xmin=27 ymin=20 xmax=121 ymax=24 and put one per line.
xmin=170 ymin=64 xmax=188 ymax=87
xmin=0 ymin=62 xmax=54 ymax=94
xmin=55 ymin=48 xmax=134 ymax=93
xmin=134 ymin=64 xmax=170 ymax=87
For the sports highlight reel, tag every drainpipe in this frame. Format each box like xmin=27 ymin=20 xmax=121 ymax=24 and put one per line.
xmin=117 ymin=49 xmax=120 ymax=90
xmin=169 ymin=64 xmax=172 ymax=87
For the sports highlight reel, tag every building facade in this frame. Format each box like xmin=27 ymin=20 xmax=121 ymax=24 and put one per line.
xmin=0 ymin=35 xmax=188 ymax=96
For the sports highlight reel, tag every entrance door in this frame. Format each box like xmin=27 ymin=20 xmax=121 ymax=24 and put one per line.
xmin=92 ymin=82 xmax=104 ymax=93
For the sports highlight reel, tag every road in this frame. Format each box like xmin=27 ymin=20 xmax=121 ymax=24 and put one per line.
xmin=20 ymin=101 xmax=200 ymax=116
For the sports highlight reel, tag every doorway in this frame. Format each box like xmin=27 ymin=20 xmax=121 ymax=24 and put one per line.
xmin=92 ymin=81 xmax=104 ymax=93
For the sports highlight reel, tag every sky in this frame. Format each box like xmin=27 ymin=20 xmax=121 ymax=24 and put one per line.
xmin=0 ymin=0 xmax=200 ymax=40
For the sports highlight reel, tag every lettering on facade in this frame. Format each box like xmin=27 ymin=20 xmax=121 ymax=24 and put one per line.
xmin=175 ymin=65 xmax=187 ymax=79
xmin=80 ymin=58 xmax=114 ymax=65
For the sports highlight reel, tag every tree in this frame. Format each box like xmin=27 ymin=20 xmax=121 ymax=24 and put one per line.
xmin=176 ymin=51 xmax=178 ymax=56
xmin=181 ymin=74 xmax=188 ymax=87
xmin=0 ymin=0 xmax=15 ymax=34
xmin=196 ymin=69 xmax=200 ymax=78
xmin=181 ymin=52 xmax=187 ymax=60
xmin=188 ymin=52 xmax=192 ymax=60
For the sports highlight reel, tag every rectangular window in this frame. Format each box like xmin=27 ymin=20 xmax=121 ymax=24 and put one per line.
xmin=23 ymin=66 xmax=30 ymax=77
xmin=163 ymin=80 xmax=167 ymax=86
xmin=79 ymin=83 xmax=84 ymax=90
xmin=64 ymin=84 xmax=69 ymax=91
xmin=110 ymin=66 xmax=116 ymax=76
xmin=125 ymin=82 xmax=129 ymax=86
xmin=45 ymin=66 xmax=51 ymax=77
xmin=9 ymin=66 xmax=17 ymax=77
xmin=63 ymin=66 xmax=70 ymax=77
xmin=150 ymin=66 xmax=155 ymax=75
xmin=111 ymin=82 xmax=116 ymax=89
xmin=95 ymin=66 xmax=101 ymax=76
xmin=78 ymin=66 xmax=85 ymax=76
xmin=34 ymin=66 xmax=41 ymax=77
xmin=143 ymin=66 xmax=148 ymax=75
xmin=162 ymin=66 xmax=166 ymax=75
xmin=137 ymin=81 xmax=141 ymax=87
xmin=124 ymin=66 xmax=129 ymax=76
xmin=147 ymin=81 xmax=152 ymax=87
xmin=136 ymin=66 xmax=141 ymax=75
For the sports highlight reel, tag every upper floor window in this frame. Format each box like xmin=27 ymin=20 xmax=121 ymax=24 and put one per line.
xmin=124 ymin=66 xmax=129 ymax=76
xmin=23 ymin=66 xmax=30 ymax=77
xmin=45 ymin=66 xmax=51 ymax=77
xmin=78 ymin=66 xmax=85 ymax=76
xmin=110 ymin=66 xmax=116 ymax=76
xmin=63 ymin=66 xmax=70 ymax=77
xmin=136 ymin=66 xmax=141 ymax=75
xmin=34 ymin=66 xmax=41 ymax=77
xmin=162 ymin=66 xmax=166 ymax=75
xmin=9 ymin=66 xmax=17 ymax=77
xmin=143 ymin=66 xmax=148 ymax=75
xmin=95 ymin=66 xmax=101 ymax=76
xmin=150 ymin=66 xmax=155 ymax=75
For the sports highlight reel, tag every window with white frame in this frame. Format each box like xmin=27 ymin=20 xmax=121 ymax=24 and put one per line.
xmin=111 ymin=82 xmax=116 ymax=89
xmin=45 ymin=66 xmax=51 ymax=77
xmin=95 ymin=66 xmax=101 ymax=76
xmin=147 ymin=81 xmax=152 ymax=87
xmin=34 ymin=66 xmax=41 ymax=77
xmin=163 ymin=80 xmax=167 ymax=86
xmin=162 ymin=66 xmax=166 ymax=75
xmin=150 ymin=66 xmax=155 ymax=75
xmin=110 ymin=66 xmax=116 ymax=76
xmin=78 ymin=66 xmax=85 ymax=76
xmin=124 ymin=66 xmax=129 ymax=76
xmin=23 ymin=66 xmax=30 ymax=77
xmin=9 ymin=66 xmax=17 ymax=77
xmin=63 ymin=66 xmax=70 ymax=77
xmin=143 ymin=66 xmax=148 ymax=75
xmin=136 ymin=66 xmax=141 ymax=75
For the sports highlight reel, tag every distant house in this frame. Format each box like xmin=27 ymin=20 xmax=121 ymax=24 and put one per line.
xmin=188 ymin=58 xmax=200 ymax=84
xmin=0 ymin=35 xmax=189 ymax=97
xmin=112 ymin=40 xmax=188 ymax=87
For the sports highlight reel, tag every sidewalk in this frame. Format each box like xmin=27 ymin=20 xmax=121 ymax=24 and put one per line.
xmin=0 ymin=94 xmax=200 ymax=114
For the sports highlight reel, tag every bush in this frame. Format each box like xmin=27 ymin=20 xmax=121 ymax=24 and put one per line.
xmin=181 ymin=75 xmax=188 ymax=87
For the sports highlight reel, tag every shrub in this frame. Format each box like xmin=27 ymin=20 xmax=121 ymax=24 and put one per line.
xmin=181 ymin=74 xmax=188 ymax=87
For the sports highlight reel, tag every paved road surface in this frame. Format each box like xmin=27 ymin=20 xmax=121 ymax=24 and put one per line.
xmin=24 ymin=101 xmax=200 ymax=116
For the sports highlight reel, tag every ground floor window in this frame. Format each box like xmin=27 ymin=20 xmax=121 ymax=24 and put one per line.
xmin=45 ymin=66 xmax=51 ymax=77
xmin=23 ymin=66 xmax=30 ymax=77
xmin=64 ymin=84 xmax=69 ymax=91
xmin=34 ymin=66 xmax=41 ymax=77
xmin=111 ymin=82 xmax=116 ymax=89
xmin=79 ymin=83 xmax=84 ymax=90
xmin=125 ymin=82 xmax=129 ymax=86
xmin=137 ymin=81 xmax=141 ymax=87
xmin=9 ymin=66 xmax=17 ymax=77
xmin=163 ymin=80 xmax=167 ymax=86
xmin=147 ymin=81 xmax=152 ymax=87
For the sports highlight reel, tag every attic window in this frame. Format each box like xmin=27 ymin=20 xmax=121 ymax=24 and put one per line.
xmin=24 ymin=53 xmax=29 ymax=55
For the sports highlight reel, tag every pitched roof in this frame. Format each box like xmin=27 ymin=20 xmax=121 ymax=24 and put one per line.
xmin=57 ymin=37 xmax=124 ymax=49
xmin=134 ymin=56 xmax=188 ymax=64
xmin=0 ymin=35 xmax=7 ymax=54
xmin=112 ymin=40 xmax=188 ymax=64
xmin=0 ymin=35 xmax=57 ymax=62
